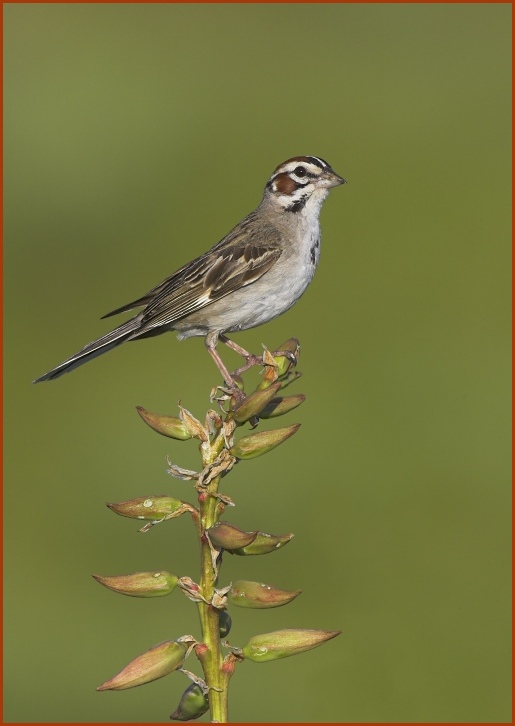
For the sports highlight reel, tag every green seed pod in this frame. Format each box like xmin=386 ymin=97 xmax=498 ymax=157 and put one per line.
xmin=170 ymin=683 xmax=209 ymax=721
xmin=242 ymin=629 xmax=341 ymax=663
xmin=259 ymin=394 xmax=306 ymax=419
xmin=273 ymin=338 xmax=300 ymax=377
xmin=92 ymin=571 xmax=178 ymax=597
xmin=97 ymin=639 xmax=190 ymax=691
xmin=229 ymin=580 xmax=301 ymax=609
xmin=207 ymin=522 xmax=257 ymax=550
xmin=107 ymin=495 xmax=185 ymax=521
xmin=229 ymin=424 xmax=300 ymax=460
xmin=232 ymin=382 xmax=282 ymax=423
xmin=136 ymin=406 xmax=192 ymax=440
xmin=218 ymin=610 xmax=232 ymax=638
xmin=232 ymin=531 xmax=294 ymax=556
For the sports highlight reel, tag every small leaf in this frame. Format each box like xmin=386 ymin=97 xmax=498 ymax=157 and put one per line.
xmin=232 ymin=382 xmax=282 ymax=423
xmin=242 ymin=629 xmax=340 ymax=663
xmin=230 ymin=424 xmax=300 ymax=460
xmin=179 ymin=405 xmax=209 ymax=442
xmin=136 ymin=406 xmax=191 ymax=440
xmin=229 ymin=580 xmax=301 ymax=609
xmin=207 ymin=522 xmax=257 ymax=550
xmin=167 ymin=460 xmax=199 ymax=481
xmin=170 ymin=682 xmax=209 ymax=721
xmin=259 ymin=394 xmax=306 ymax=419
xmin=97 ymin=639 xmax=191 ymax=691
xmin=232 ymin=531 xmax=294 ymax=556
xmin=93 ymin=571 xmax=178 ymax=597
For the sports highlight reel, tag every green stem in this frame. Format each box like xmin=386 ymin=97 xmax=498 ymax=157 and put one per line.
xmin=195 ymin=428 xmax=234 ymax=722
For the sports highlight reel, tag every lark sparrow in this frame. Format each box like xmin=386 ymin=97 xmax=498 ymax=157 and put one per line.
xmin=34 ymin=156 xmax=345 ymax=386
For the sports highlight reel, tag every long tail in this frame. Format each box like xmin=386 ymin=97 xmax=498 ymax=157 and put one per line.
xmin=33 ymin=317 xmax=141 ymax=383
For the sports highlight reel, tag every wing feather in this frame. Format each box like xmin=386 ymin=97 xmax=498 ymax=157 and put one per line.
xmin=100 ymin=210 xmax=283 ymax=334
xmin=134 ymin=242 xmax=281 ymax=333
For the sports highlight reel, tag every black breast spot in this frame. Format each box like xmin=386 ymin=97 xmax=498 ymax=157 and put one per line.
xmin=310 ymin=240 xmax=319 ymax=265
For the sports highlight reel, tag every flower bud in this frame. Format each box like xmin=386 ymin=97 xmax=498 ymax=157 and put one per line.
xmin=207 ymin=522 xmax=257 ymax=550
xmin=232 ymin=531 xmax=294 ymax=556
xmin=273 ymin=338 xmax=300 ymax=377
xmin=97 ymin=639 xmax=191 ymax=691
xmin=218 ymin=610 xmax=232 ymax=638
xmin=242 ymin=629 xmax=340 ymax=663
xmin=229 ymin=424 xmax=300 ymax=460
xmin=259 ymin=394 xmax=306 ymax=419
xmin=232 ymin=382 xmax=282 ymax=423
xmin=170 ymin=683 xmax=209 ymax=721
xmin=229 ymin=580 xmax=301 ymax=609
xmin=107 ymin=495 xmax=186 ymax=522
xmin=136 ymin=406 xmax=191 ymax=440
xmin=178 ymin=577 xmax=205 ymax=603
xmin=93 ymin=571 xmax=178 ymax=597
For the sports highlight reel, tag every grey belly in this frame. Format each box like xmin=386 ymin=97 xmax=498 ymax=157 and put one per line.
xmin=174 ymin=262 xmax=314 ymax=340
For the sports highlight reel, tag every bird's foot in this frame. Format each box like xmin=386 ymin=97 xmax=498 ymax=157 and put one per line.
xmin=230 ymin=353 xmax=264 ymax=378
xmin=210 ymin=379 xmax=245 ymax=406
xmin=230 ymin=346 xmax=298 ymax=379
xmin=269 ymin=349 xmax=298 ymax=366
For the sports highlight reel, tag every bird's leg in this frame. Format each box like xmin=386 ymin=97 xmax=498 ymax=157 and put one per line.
xmin=205 ymin=337 xmax=236 ymax=388
xmin=219 ymin=334 xmax=263 ymax=376
xmin=205 ymin=334 xmax=248 ymax=404
xmin=219 ymin=335 xmax=253 ymax=360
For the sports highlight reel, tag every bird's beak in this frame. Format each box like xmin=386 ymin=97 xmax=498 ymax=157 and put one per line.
xmin=320 ymin=169 xmax=347 ymax=189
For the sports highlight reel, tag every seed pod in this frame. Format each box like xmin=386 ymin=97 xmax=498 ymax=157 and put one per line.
xmin=97 ymin=639 xmax=191 ymax=691
xmin=92 ymin=571 xmax=178 ymax=597
xmin=218 ymin=610 xmax=232 ymax=638
xmin=136 ymin=406 xmax=191 ymax=440
xmin=107 ymin=495 xmax=185 ymax=522
xmin=170 ymin=682 xmax=209 ymax=721
xmin=229 ymin=580 xmax=301 ymax=609
xmin=242 ymin=629 xmax=341 ymax=663
xmin=207 ymin=522 xmax=257 ymax=550
xmin=232 ymin=382 xmax=282 ymax=423
xmin=259 ymin=394 xmax=306 ymax=419
xmin=230 ymin=424 xmax=300 ymax=460
xmin=232 ymin=531 xmax=294 ymax=556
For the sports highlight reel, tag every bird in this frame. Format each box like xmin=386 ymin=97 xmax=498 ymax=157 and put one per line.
xmin=34 ymin=156 xmax=345 ymax=387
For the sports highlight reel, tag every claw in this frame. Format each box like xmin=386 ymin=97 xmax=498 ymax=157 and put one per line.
xmin=272 ymin=349 xmax=298 ymax=365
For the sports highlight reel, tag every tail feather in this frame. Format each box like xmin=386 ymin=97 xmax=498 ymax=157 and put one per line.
xmin=33 ymin=317 xmax=141 ymax=383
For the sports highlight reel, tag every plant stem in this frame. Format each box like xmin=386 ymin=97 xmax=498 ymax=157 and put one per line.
xmin=195 ymin=425 xmax=234 ymax=722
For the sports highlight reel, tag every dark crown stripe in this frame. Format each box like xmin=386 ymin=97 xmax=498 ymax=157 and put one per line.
xmin=306 ymin=156 xmax=329 ymax=169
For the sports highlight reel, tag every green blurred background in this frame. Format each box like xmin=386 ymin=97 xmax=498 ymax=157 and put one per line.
xmin=4 ymin=3 xmax=511 ymax=723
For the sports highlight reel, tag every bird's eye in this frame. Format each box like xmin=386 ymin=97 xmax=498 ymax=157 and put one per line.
xmin=294 ymin=166 xmax=307 ymax=177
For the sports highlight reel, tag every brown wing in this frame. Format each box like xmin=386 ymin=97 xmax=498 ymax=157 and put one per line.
xmin=132 ymin=241 xmax=281 ymax=334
